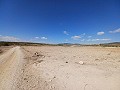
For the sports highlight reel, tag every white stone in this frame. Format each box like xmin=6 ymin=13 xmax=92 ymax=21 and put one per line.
xmin=79 ymin=61 xmax=84 ymax=65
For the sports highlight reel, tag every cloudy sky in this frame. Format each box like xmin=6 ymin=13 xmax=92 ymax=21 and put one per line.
xmin=0 ymin=0 xmax=120 ymax=44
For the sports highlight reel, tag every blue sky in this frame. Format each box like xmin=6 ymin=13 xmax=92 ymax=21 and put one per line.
xmin=0 ymin=0 xmax=120 ymax=44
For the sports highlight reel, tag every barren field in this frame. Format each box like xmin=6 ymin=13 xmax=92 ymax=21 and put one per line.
xmin=0 ymin=46 xmax=120 ymax=90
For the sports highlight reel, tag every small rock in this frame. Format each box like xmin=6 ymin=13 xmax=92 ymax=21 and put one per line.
xmin=66 ymin=61 xmax=68 ymax=63
xmin=95 ymin=58 xmax=99 ymax=61
xmin=35 ymin=52 xmax=38 ymax=55
xmin=24 ymin=78 xmax=27 ymax=80
xmin=53 ymin=76 xmax=56 ymax=78
xmin=79 ymin=61 xmax=84 ymax=65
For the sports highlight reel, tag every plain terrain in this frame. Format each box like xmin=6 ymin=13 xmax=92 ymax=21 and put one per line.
xmin=0 ymin=46 xmax=120 ymax=90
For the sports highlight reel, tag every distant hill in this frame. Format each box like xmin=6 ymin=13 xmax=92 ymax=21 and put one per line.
xmin=100 ymin=42 xmax=120 ymax=47
xmin=57 ymin=43 xmax=82 ymax=46
xmin=107 ymin=42 xmax=120 ymax=44
xmin=0 ymin=41 xmax=120 ymax=47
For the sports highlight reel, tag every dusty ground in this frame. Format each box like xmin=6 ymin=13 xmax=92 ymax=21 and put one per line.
xmin=0 ymin=46 xmax=13 ymax=54
xmin=0 ymin=46 xmax=120 ymax=90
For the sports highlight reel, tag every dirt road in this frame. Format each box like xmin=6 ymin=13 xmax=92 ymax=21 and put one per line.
xmin=0 ymin=46 xmax=25 ymax=90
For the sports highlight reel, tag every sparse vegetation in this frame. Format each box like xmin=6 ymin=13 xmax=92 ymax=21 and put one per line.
xmin=0 ymin=41 xmax=120 ymax=47
xmin=0 ymin=42 xmax=52 ymax=46
xmin=99 ymin=42 xmax=120 ymax=47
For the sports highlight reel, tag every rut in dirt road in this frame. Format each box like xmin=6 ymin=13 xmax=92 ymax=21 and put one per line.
xmin=0 ymin=46 xmax=25 ymax=90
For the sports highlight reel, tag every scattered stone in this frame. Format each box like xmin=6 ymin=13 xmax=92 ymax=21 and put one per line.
xmin=24 ymin=78 xmax=27 ymax=80
xmin=79 ymin=61 xmax=84 ymax=65
xmin=53 ymin=76 xmax=56 ymax=79
xmin=66 ymin=61 xmax=68 ymax=63
xmin=95 ymin=58 xmax=99 ymax=61
xmin=35 ymin=52 xmax=38 ymax=55
xmin=36 ymin=54 xmax=40 ymax=56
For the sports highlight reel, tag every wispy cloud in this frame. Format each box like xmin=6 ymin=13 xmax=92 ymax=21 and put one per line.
xmin=81 ymin=33 xmax=85 ymax=36
xmin=109 ymin=28 xmax=120 ymax=33
xmin=80 ymin=33 xmax=86 ymax=38
xmin=71 ymin=33 xmax=85 ymax=40
xmin=71 ymin=35 xmax=81 ymax=40
xmin=88 ymin=36 xmax=92 ymax=38
xmin=41 ymin=37 xmax=47 ymax=40
xmin=87 ymin=39 xmax=91 ymax=41
xmin=65 ymin=39 xmax=68 ymax=42
xmin=35 ymin=37 xmax=39 ymax=39
xmin=30 ymin=36 xmax=48 ymax=43
xmin=34 ymin=36 xmax=47 ymax=40
xmin=0 ymin=36 xmax=21 ymax=42
xmin=81 ymin=39 xmax=85 ymax=41
xmin=97 ymin=31 xmax=104 ymax=35
xmin=63 ymin=31 xmax=69 ymax=35
xmin=87 ymin=38 xmax=111 ymax=41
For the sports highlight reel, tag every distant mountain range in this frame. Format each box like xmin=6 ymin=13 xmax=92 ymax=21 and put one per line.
xmin=100 ymin=42 xmax=120 ymax=47
xmin=105 ymin=42 xmax=120 ymax=44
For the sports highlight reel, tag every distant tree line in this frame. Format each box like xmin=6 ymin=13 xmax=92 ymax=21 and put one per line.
xmin=0 ymin=41 xmax=51 ymax=46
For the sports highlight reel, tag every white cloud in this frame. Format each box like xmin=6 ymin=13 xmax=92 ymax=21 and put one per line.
xmin=97 ymin=31 xmax=105 ymax=35
xmin=88 ymin=36 xmax=92 ymax=38
xmin=91 ymin=38 xmax=111 ymax=41
xmin=41 ymin=37 xmax=47 ymax=40
xmin=35 ymin=37 xmax=39 ymax=39
xmin=71 ymin=35 xmax=81 ymax=40
xmin=101 ymin=39 xmax=111 ymax=41
xmin=87 ymin=38 xmax=111 ymax=42
xmin=71 ymin=33 xmax=85 ymax=40
xmin=63 ymin=31 xmax=69 ymax=35
xmin=109 ymin=28 xmax=120 ymax=33
xmin=80 ymin=33 xmax=86 ymax=38
xmin=0 ymin=36 xmax=21 ymax=42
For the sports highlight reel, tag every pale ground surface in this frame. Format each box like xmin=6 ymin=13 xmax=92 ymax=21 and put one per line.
xmin=0 ymin=46 xmax=13 ymax=53
xmin=0 ymin=46 xmax=120 ymax=90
